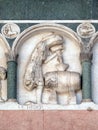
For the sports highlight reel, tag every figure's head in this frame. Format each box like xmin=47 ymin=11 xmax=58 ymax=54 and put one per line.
xmin=42 ymin=33 xmax=64 ymax=53
xmin=0 ymin=67 xmax=7 ymax=80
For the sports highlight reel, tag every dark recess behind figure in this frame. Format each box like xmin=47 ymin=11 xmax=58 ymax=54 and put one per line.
xmin=0 ymin=0 xmax=96 ymax=20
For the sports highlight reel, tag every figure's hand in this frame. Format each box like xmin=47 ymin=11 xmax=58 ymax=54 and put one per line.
xmin=24 ymin=80 xmax=34 ymax=91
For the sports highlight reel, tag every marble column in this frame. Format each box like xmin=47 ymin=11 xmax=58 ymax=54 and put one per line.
xmin=7 ymin=55 xmax=17 ymax=101
xmin=80 ymin=52 xmax=92 ymax=102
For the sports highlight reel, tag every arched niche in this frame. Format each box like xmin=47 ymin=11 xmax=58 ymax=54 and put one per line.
xmin=0 ymin=34 xmax=10 ymax=101
xmin=12 ymin=23 xmax=82 ymax=105
xmin=90 ymin=32 xmax=98 ymax=104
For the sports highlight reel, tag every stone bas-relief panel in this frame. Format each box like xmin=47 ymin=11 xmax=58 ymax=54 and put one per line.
xmin=13 ymin=24 xmax=82 ymax=105
xmin=1 ymin=22 xmax=98 ymax=110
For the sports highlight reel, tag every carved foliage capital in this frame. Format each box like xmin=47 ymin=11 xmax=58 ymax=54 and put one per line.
xmin=80 ymin=52 xmax=93 ymax=63
xmin=5 ymin=52 xmax=18 ymax=62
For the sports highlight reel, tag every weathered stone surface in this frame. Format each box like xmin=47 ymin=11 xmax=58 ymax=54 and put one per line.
xmin=0 ymin=110 xmax=98 ymax=130
xmin=0 ymin=111 xmax=43 ymax=130
xmin=44 ymin=111 xmax=98 ymax=130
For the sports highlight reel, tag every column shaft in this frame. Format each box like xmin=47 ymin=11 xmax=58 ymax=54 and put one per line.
xmin=82 ymin=61 xmax=91 ymax=101
xmin=7 ymin=61 xmax=17 ymax=100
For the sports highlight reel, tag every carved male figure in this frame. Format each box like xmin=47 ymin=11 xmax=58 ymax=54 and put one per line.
xmin=24 ymin=33 xmax=81 ymax=105
xmin=42 ymin=34 xmax=81 ymax=104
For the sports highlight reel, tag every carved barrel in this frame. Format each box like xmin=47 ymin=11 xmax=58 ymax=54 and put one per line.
xmin=44 ymin=71 xmax=81 ymax=93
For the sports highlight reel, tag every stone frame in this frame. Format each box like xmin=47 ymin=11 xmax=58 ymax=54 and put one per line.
xmin=0 ymin=20 xmax=98 ymax=110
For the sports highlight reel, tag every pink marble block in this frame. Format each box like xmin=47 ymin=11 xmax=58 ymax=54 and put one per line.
xmin=0 ymin=111 xmax=98 ymax=130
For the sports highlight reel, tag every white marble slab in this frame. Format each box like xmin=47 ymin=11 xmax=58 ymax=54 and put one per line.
xmin=0 ymin=101 xmax=97 ymax=110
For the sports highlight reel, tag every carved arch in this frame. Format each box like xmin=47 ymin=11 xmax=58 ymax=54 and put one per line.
xmin=12 ymin=23 xmax=82 ymax=55
xmin=89 ymin=32 xmax=98 ymax=50
xmin=12 ymin=23 xmax=82 ymax=104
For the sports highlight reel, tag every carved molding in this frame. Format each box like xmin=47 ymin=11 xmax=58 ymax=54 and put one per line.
xmin=12 ymin=23 xmax=82 ymax=57
xmin=80 ymin=52 xmax=93 ymax=62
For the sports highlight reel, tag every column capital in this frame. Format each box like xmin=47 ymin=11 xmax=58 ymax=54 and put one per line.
xmin=5 ymin=52 xmax=18 ymax=62
xmin=80 ymin=52 xmax=93 ymax=63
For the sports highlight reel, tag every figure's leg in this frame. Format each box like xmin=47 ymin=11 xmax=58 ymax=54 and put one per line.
xmin=42 ymin=88 xmax=51 ymax=104
xmin=49 ymin=90 xmax=57 ymax=104
xmin=42 ymin=88 xmax=57 ymax=104
xmin=57 ymin=91 xmax=76 ymax=105
xmin=57 ymin=92 xmax=69 ymax=105
xmin=24 ymin=88 xmax=37 ymax=105
xmin=67 ymin=87 xmax=76 ymax=104
xmin=76 ymin=90 xmax=82 ymax=104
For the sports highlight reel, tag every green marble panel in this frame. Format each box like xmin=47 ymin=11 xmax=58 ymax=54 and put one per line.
xmin=0 ymin=0 xmax=93 ymax=20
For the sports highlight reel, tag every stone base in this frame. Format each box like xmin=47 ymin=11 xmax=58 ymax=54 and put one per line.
xmin=0 ymin=101 xmax=97 ymax=110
